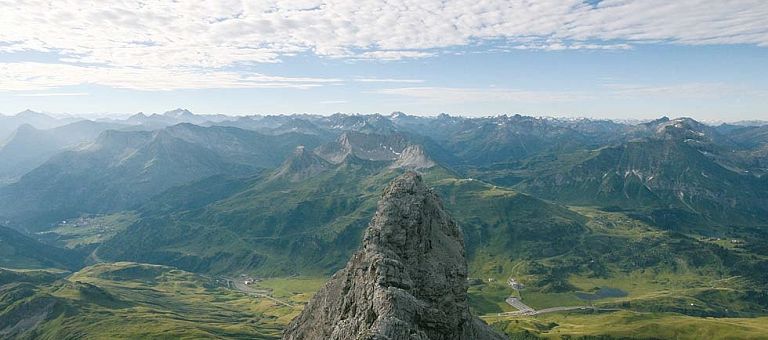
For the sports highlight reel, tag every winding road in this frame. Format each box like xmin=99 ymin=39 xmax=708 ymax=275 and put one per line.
xmin=502 ymin=295 xmax=618 ymax=316
xmin=227 ymin=278 xmax=294 ymax=308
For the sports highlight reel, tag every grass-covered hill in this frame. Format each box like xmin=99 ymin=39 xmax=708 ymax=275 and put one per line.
xmin=0 ymin=262 xmax=292 ymax=339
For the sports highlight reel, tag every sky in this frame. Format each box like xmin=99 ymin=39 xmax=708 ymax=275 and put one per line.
xmin=0 ymin=0 xmax=767 ymax=121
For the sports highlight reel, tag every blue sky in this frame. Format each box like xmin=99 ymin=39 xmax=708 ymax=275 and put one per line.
xmin=0 ymin=0 xmax=766 ymax=121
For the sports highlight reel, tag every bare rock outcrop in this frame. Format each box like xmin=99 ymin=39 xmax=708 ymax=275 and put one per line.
xmin=283 ymin=172 xmax=507 ymax=340
xmin=390 ymin=145 xmax=436 ymax=170
xmin=271 ymin=145 xmax=330 ymax=182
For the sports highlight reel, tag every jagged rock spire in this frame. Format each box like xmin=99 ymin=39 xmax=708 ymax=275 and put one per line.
xmin=282 ymin=172 xmax=507 ymax=340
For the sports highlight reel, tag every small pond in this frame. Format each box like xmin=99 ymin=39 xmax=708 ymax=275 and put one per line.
xmin=575 ymin=287 xmax=628 ymax=301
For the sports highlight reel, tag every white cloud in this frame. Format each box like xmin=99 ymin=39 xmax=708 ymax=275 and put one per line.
xmin=510 ymin=40 xmax=632 ymax=51
xmin=14 ymin=92 xmax=89 ymax=97
xmin=375 ymin=87 xmax=590 ymax=103
xmin=0 ymin=62 xmax=341 ymax=91
xmin=355 ymin=51 xmax=436 ymax=60
xmin=603 ymin=83 xmax=742 ymax=98
xmin=375 ymin=82 xmax=760 ymax=103
xmin=354 ymin=78 xmax=425 ymax=83
xmin=0 ymin=0 xmax=766 ymax=90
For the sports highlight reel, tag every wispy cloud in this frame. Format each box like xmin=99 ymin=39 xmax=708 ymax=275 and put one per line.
xmin=510 ymin=40 xmax=633 ymax=51
xmin=354 ymin=78 xmax=425 ymax=84
xmin=0 ymin=62 xmax=341 ymax=91
xmin=375 ymin=82 xmax=761 ymax=104
xmin=375 ymin=87 xmax=590 ymax=103
xmin=14 ymin=92 xmax=89 ymax=97
xmin=603 ymin=83 xmax=742 ymax=98
xmin=0 ymin=1 xmax=766 ymax=90
xmin=319 ymin=100 xmax=348 ymax=104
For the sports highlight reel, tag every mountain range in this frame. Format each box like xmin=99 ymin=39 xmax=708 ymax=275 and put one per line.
xmin=1 ymin=109 xmax=767 ymax=338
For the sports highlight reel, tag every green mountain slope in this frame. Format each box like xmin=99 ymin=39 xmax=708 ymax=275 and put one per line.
xmin=0 ymin=263 xmax=290 ymax=339
xmin=99 ymin=134 xmax=452 ymax=274
xmin=0 ymin=124 xmax=320 ymax=229
xmin=100 ymin=154 xmax=401 ymax=275
xmin=518 ymin=135 xmax=768 ymax=229
xmin=0 ymin=226 xmax=84 ymax=270
xmin=0 ymin=120 xmax=127 ymax=184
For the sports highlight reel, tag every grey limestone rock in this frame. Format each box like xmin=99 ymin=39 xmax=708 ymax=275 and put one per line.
xmin=283 ymin=172 xmax=507 ymax=340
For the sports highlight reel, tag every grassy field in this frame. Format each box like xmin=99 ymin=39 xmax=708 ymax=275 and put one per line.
xmin=43 ymin=212 xmax=138 ymax=248
xmin=250 ymin=277 xmax=327 ymax=304
xmin=1 ymin=262 xmax=306 ymax=339
xmin=4 ymin=263 xmax=768 ymax=339
xmin=4 ymin=198 xmax=767 ymax=338
xmin=484 ymin=310 xmax=768 ymax=339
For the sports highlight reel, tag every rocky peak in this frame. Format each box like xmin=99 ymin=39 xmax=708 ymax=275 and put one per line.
xmin=283 ymin=172 xmax=506 ymax=340
xmin=163 ymin=108 xmax=194 ymax=117
xmin=316 ymin=131 xmax=410 ymax=164
xmin=272 ymin=145 xmax=330 ymax=182
xmin=390 ymin=144 xmax=436 ymax=170
xmin=389 ymin=111 xmax=408 ymax=119
xmin=128 ymin=112 xmax=148 ymax=121
xmin=15 ymin=109 xmax=44 ymax=118
xmin=338 ymin=132 xmax=354 ymax=150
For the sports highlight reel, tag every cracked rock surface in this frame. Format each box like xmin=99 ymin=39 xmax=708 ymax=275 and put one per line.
xmin=283 ymin=172 xmax=507 ymax=340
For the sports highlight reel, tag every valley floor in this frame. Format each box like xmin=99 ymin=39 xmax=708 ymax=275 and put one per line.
xmin=14 ymin=262 xmax=768 ymax=339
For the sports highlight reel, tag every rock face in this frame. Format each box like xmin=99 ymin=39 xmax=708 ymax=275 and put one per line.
xmin=282 ymin=172 xmax=507 ymax=340
xmin=390 ymin=145 xmax=436 ymax=170
xmin=272 ymin=145 xmax=330 ymax=182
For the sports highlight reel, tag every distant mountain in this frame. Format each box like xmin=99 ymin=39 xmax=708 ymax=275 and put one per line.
xmin=392 ymin=114 xmax=631 ymax=166
xmin=314 ymin=131 xmax=411 ymax=163
xmin=389 ymin=144 xmax=436 ymax=170
xmin=726 ymin=124 xmax=768 ymax=149
xmin=0 ymin=120 xmax=127 ymax=184
xmin=0 ymin=124 xmax=321 ymax=229
xmin=314 ymin=130 xmax=456 ymax=166
xmin=213 ymin=115 xmax=296 ymax=132
xmin=315 ymin=113 xmax=399 ymax=134
xmin=268 ymin=118 xmax=333 ymax=138
xmin=518 ymin=118 xmax=768 ymax=229
xmin=721 ymin=124 xmax=768 ymax=176
xmin=271 ymin=146 xmax=332 ymax=182
xmin=124 ymin=108 xmax=232 ymax=129
xmin=0 ymin=110 xmax=75 ymax=143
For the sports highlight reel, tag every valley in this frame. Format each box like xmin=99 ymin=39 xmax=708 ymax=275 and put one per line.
xmin=1 ymin=111 xmax=767 ymax=339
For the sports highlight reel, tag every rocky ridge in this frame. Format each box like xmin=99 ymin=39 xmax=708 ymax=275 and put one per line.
xmin=282 ymin=172 xmax=506 ymax=340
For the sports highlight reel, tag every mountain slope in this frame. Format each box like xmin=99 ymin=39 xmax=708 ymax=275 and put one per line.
xmin=0 ymin=124 xmax=320 ymax=229
xmin=0 ymin=226 xmax=84 ymax=270
xmin=99 ymin=153 xmax=400 ymax=275
xmin=518 ymin=122 xmax=768 ymax=229
xmin=0 ymin=120 xmax=127 ymax=184
xmin=0 ymin=262 xmax=288 ymax=339
xmin=0 ymin=110 xmax=74 ymax=143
